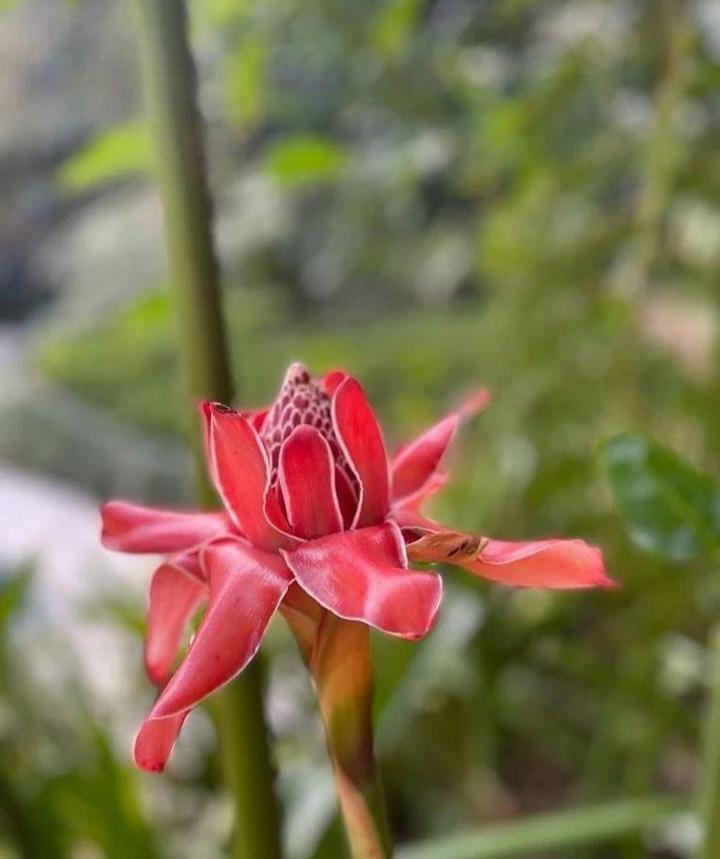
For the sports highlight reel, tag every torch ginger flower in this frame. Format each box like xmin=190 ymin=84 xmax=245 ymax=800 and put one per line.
xmin=101 ymin=363 xmax=611 ymax=773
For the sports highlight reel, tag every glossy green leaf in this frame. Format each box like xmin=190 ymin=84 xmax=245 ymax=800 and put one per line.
xmin=602 ymin=433 xmax=720 ymax=560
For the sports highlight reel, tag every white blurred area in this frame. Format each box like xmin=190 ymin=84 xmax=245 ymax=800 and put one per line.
xmin=0 ymin=464 xmax=149 ymax=740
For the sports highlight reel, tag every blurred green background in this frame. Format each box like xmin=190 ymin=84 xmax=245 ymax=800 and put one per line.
xmin=1 ymin=0 xmax=719 ymax=856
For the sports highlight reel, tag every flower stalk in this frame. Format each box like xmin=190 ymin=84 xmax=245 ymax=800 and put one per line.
xmin=309 ymin=614 xmax=393 ymax=858
xmin=132 ymin=1 xmax=281 ymax=856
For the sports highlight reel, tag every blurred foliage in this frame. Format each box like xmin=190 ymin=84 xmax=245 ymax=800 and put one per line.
xmin=0 ymin=564 xmax=161 ymax=858
xmin=25 ymin=0 xmax=720 ymax=856
xmin=58 ymin=121 xmax=152 ymax=193
xmin=603 ymin=434 xmax=720 ymax=561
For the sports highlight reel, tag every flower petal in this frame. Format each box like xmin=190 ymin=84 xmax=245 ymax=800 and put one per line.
xmin=145 ymin=563 xmax=206 ymax=685
xmin=282 ymin=523 xmax=442 ymax=640
xmin=406 ymin=527 xmax=613 ymax=589
xmin=334 ymin=466 xmax=359 ymax=529
xmin=391 ymin=388 xmax=489 ymax=505
xmin=100 ymin=501 xmax=229 ymax=554
xmin=322 ymin=369 xmax=348 ymax=396
xmin=150 ymin=539 xmax=293 ymax=717
xmin=204 ymin=403 xmax=288 ymax=551
xmin=396 ymin=471 xmax=448 ymax=513
xmin=134 ymin=710 xmax=189 ymax=773
xmin=279 ymin=426 xmax=343 ymax=539
xmin=332 ymin=378 xmax=390 ymax=528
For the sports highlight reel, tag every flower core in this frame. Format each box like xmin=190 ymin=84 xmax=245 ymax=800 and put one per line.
xmin=261 ymin=363 xmax=354 ymax=490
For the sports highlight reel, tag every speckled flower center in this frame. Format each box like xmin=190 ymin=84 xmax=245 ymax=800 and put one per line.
xmin=261 ymin=363 xmax=353 ymax=489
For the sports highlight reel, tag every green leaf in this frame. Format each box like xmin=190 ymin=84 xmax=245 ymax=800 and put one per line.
xmin=0 ymin=564 xmax=32 ymax=639
xmin=602 ymin=433 xmax=720 ymax=561
xmin=264 ymin=135 xmax=346 ymax=187
xmin=396 ymin=794 xmax=691 ymax=859
xmin=374 ymin=0 xmax=423 ymax=59
xmin=57 ymin=121 xmax=152 ymax=193
xmin=225 ymin=39 xmax=267 ymax=128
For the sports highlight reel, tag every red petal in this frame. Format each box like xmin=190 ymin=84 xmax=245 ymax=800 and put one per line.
xmin=322 ymin=369 xmax=348 ymax=396
xmin=244 ymin=407 xmax=269 ymax=432
xmin=150 ymin=539 xmax=292 ymax=717
xmin=332 ymin=378 xmax=390 ymax=528
xmin=392 ymin=414 xmax=458 ymax=503
xmin=205 ymin=403 xmax=288 ymax=551
xmin=334 ymin=466 xmax=359 ymax=528
xmin=100 ymin=501 xmax=229 ymax=554
xmin=134 ymin=710 xmax=188 ymax=773
xmin=391 ymin=387 xmax=489 ymax=505
xmin=407 ymin=526 xmax=613 ymax=589
xmin=282 ymin=523 xmax=442 ymax=640
xmin=468 ymin=538 xmax=613 ymax=589
xmin=396 ymin=471 xmax=448 ymax=513
xmin=278 ymin=426 xmax=343 ymax=539
xmin=145 ymin=563 xmax=206 ymax=685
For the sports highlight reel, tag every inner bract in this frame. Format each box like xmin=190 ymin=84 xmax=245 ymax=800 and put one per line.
xmin=260 ymin=364 xmax=357 ymax=507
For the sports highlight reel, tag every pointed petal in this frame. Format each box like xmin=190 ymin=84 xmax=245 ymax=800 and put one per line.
xmin=396 ymin=471 xmax=448 ymax=513
xmin=407 ymin=527 xmax=613 ymax=589
xmin=278 ymin=426 xmax=343 ymax=539
xmin=391 ymin=388 xmax=489 ymax=505
xmin=282 ymin=523 xmax=442 ymax=640
xmin=244 ymin=407 xmax=269 ymax=432
xmin=204 ymin=403 xmax=288 ymax=551
xmin=145 ymin=563 xmax=206 ymax=685
xmin=332 ymin=378 xmax=390 ymax=528
xmin=100 ymin=501 xmax=229 ymax=554
xmin=322 ymin=369 xmax=348 ymax=396
xmin=392 ymin=414 xmax=457 ymax=503
xmin=134 ymin=710 xmax=189 ymax=773
xmin=150 ymin=539 xmax=292 ymax=717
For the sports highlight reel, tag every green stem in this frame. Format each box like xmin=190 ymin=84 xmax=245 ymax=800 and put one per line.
xmin=698 ymin=624 xmax=720 ymax=859
xmin=309 ymin=614 xmax=392 ymax=858
xmin=133 ymin=2 xmax=281 ymax=857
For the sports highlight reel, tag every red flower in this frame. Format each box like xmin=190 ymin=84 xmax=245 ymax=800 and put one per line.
xmin=101 ymin=363 xmax=612 ymax=771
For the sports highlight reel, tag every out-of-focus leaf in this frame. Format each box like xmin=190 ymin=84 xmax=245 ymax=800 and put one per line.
xmin=374 ymin=0 xmax=423 ymax=59
xmin=225 ymin=39 xmax=267 ymax=128
xmin=0 ymin=564 xmax=31 ymax=640
xmin=602 ymin=433 xmax=720 ymax=561
xmin=264 ymin=136 xmax=346 ymax=187
xmin=396 ymin=794 xmax=691 ymax=859
xmin=58 ymin=121 xmax=152 ymax=193
xmin=54 ymin=723 xmax=160 ymax=859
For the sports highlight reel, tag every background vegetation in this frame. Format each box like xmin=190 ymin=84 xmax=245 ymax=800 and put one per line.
xmin=2 ymin=0 xmax=719 ymax=856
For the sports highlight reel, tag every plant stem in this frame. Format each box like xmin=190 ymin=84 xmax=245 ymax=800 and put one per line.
xmin=309 ymin=614 xmax=392 ymax=858
xmin=133 ymin=2 xmax=281 ymax=856
xmin=698 ymin=624 xmax=720 ymax=859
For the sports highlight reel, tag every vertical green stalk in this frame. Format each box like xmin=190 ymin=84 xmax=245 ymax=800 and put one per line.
xmin=309 ymin=614 xmax=392 ymax=858
xmin=133 ymin=2 xmax=282 ymax=857
xmin=627 ymin=0 xmax=692 ymax=296
xmin=698 ymin=625 xmax=720 ymax=859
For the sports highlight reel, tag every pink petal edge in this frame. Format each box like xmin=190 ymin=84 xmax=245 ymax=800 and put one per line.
xmin=282 ymin=522 xmax=442 ymax=640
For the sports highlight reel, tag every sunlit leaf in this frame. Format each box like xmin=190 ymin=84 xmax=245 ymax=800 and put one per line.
xmin=602 ymin=433 xmax=720 ymax=561
xmin=374 ymin=0 xmax=423 ymax=59
xmin=58 ymin=121 xmax=152 ymax=193
xmin=225 ymin=39 xmax=267 ymax=128
xmin=264 ymin=136 xmax=346 ymax=187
